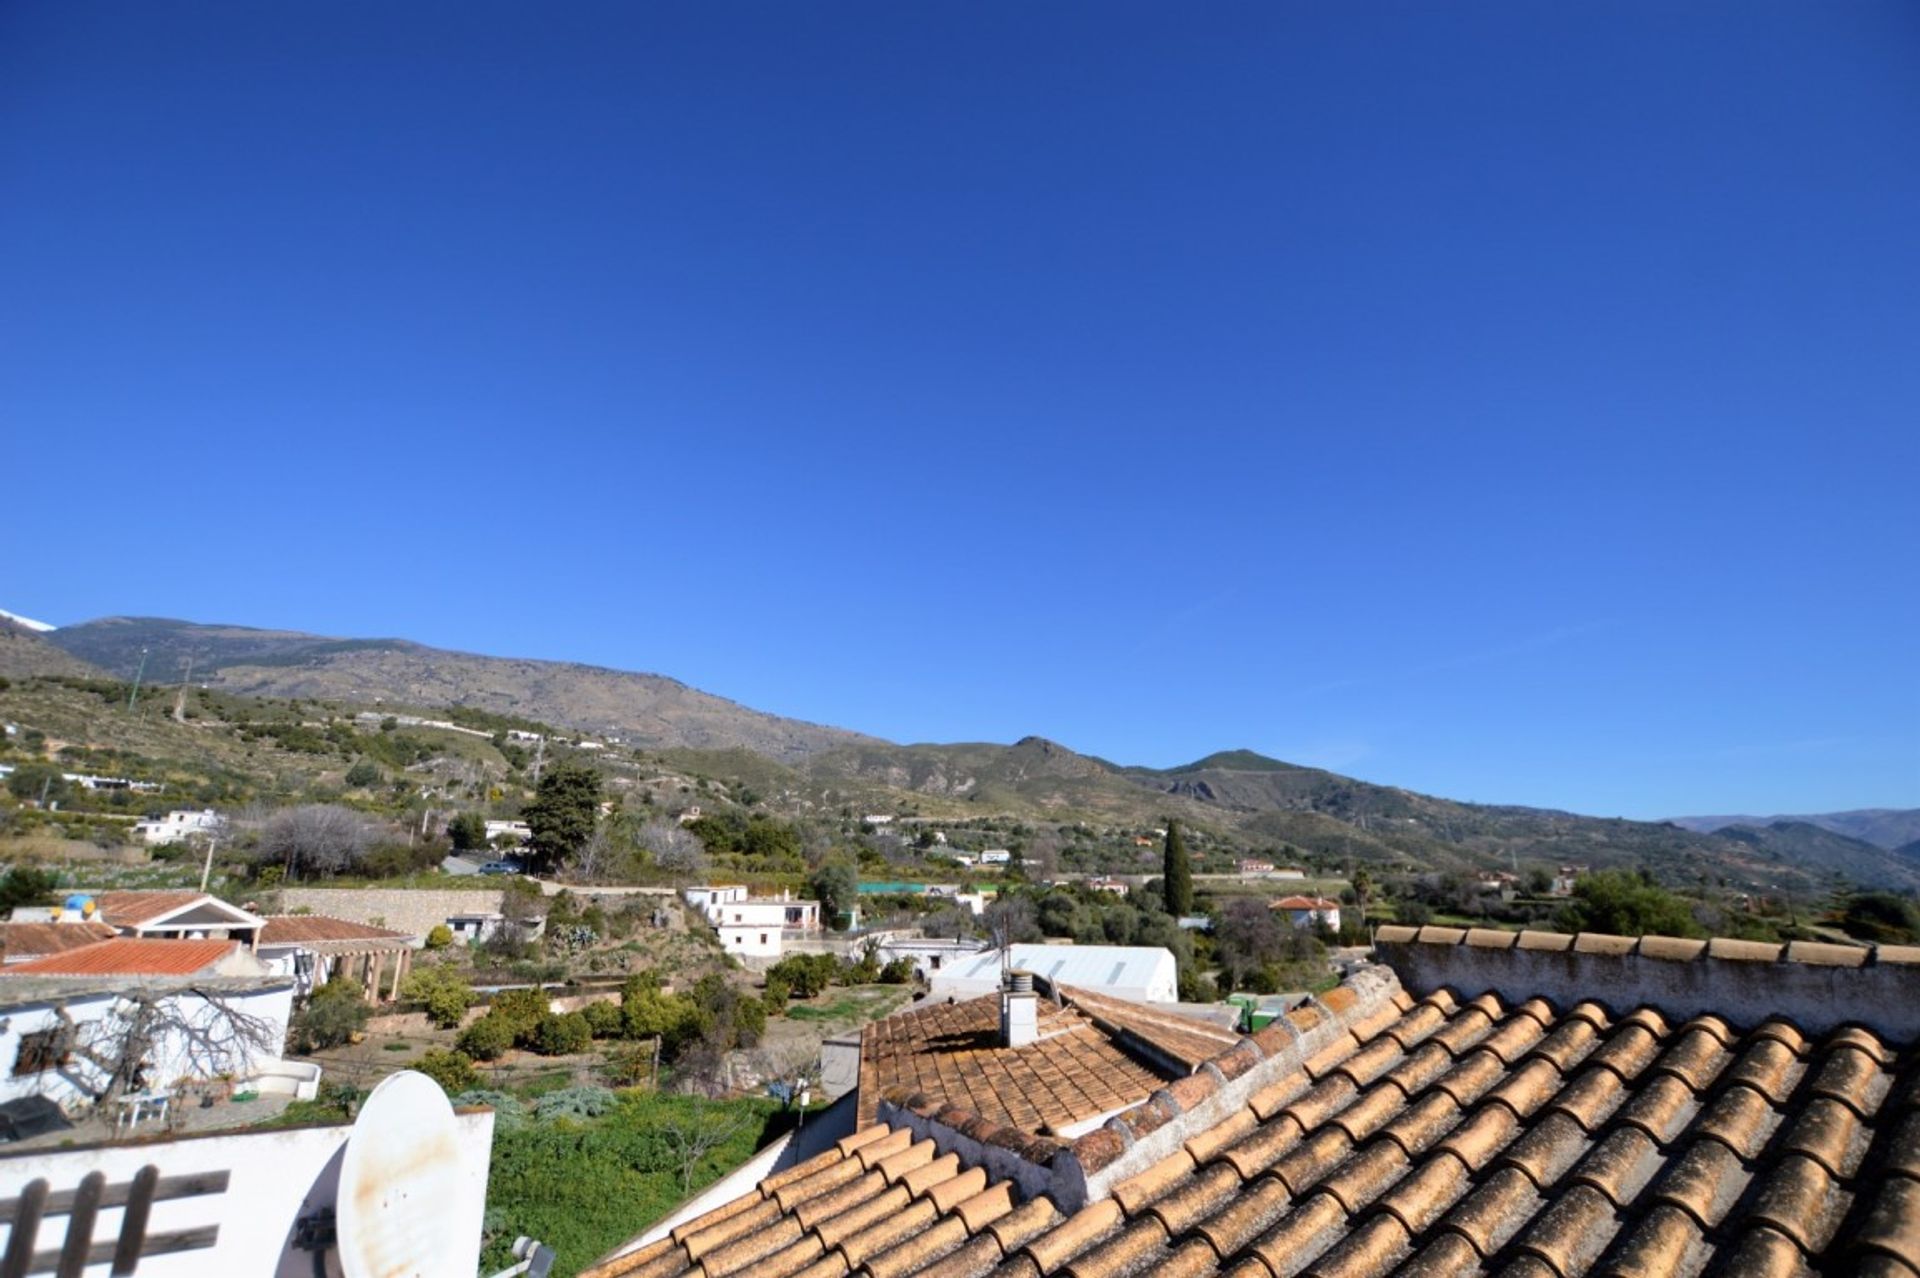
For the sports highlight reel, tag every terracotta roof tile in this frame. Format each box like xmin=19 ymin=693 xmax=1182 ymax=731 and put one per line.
xmin=258 ymin=914 xmax=411 ymax=945
xmin=1693 ymin=1082 xmax=1778 ymax=1159
xmin=1242 ymin=1191 xmax=1348 ymax=1277
xmin=1306 ymin=1211 xmax=1410 ymax=1278
xmin=1510 ymin=1182 xmax=1620 ymax=1275
xmin=1854 ymin=1173 xmax=1920 ymax=1270
xmin=1765 ymin=1161 xmax=1853 ymax=1258
xmin=1055 ymin=1216 xmax=1165 ymax=1278
xmin=91 ymin=890 xmax=209 ymax=927
xmin=859 ymin=994 xmax=1177 ymax=1135
xmin=1190 ymin=1177 xmax=1293 ymax=1259
xmin=1716 ymin=1225 xmax=1816 ymax=1278
xmin=584 ymin=955 xmax=1920 ymax=1278
xmin=1547 ymin=1066 xmax=1628 ymax=1133
xmin=1592 ymin=1202 xmax=1706 ymax=1278
xmin=1375 ymin=1151 xmax=1472 ymax=1235
xmin=0 ymin=920 xmax=117 ymax=959
xmin=1650 ymin=1138 xmax=1751 ymax=1230
xmin=1 ymin=936 xmax=244 ymax=976
xmin=1568 ymin=1126 xmax=1661 ymax=1207
xmin=1441 ymin=1165 xmax=1541 ymax=1256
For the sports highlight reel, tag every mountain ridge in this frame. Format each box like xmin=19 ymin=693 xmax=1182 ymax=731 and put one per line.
xmin=23 ymin=610 xmax=1920 ymax=892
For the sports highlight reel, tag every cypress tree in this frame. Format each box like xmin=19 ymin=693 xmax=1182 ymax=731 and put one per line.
xmin=1163 ymin=820 xmax=1194 ymax=915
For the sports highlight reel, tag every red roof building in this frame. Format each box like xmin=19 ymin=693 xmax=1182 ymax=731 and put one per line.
xmin=0 ymin=937 xmax=267 ymax=979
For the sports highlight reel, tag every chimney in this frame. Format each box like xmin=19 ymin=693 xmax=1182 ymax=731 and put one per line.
xmin=1000 ymin=969 xmax=1037 ymax=1048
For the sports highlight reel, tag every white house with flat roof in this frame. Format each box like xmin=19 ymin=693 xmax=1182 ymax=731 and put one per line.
xmin=131 ymin=810 xmax=224 ymax=846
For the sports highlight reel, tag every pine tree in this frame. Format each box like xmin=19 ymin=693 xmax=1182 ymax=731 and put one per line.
xmin=1163 ymin=820 xmax=1194 ymax=915
xmin=523 ymin=762 xmax=602 ymax=874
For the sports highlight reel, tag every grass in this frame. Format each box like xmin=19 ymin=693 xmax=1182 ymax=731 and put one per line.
xmin=781 ymin=985 xmax=912 ymax=1026
xmin=480 ymin=1091 xmax=790 ymax=1276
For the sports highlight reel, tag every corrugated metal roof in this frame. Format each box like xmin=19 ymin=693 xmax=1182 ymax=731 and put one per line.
xmin=932 ymin=944 xmax=1179 ymax=1001
xmin=0 ymin=938 xmax=242 ymax=977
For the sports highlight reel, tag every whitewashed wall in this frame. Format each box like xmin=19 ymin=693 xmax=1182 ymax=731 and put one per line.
xmin=0 ymin=1110 xmax=494 ymax=1278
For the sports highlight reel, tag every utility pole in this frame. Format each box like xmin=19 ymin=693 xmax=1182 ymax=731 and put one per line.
xmin=126 ymin=647 xmax=150 ymax=712
xmin=531 ymin=737 xmax=546 ymax=785
xmin=172 ymin=656 xmax=194 ymax=723
xmin=199 ymin=836 xmax=219 ymax=893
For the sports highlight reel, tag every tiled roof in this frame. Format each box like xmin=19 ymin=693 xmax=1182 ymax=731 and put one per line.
xmin=0 ymin=938 xmax=244 ymax=977
xmin=92 ymin=890 xmax=215 ymax=927
xmin=259 ymin=914 xmax=412 ymax=947
xmin=590 ymin=950 xmax=1920 ymax=1278
xmin=859 ymin=995 xmax=1176 ymax=1134
xmin=1058 ymin=986 xmax=1244 ymax=1074
xmin=1275 ymin=896 xmax=1340 ymax=911
xmin=0 ymin=921 xmax=117 ymax=960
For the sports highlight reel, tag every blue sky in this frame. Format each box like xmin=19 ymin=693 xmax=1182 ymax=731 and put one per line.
xmin=2 ymin=3 xmax=1915 ymax=819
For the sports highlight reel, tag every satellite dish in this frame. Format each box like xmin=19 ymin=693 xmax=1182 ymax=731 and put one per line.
xmin=336 ymin=1071 xmax=471 ymax=1278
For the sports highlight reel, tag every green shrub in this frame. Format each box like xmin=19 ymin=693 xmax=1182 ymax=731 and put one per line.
xmin=766 ymin=953 xmax=838 ymax=1000
xmin=425 ymin=924 xmax=454 ymax=950
xmin=415 ymin=1049 xmax=480 ymax=1094
xmin=456 ymin=1013 xmax=515 ymax=1061
xmin=583 ymin=1000 xmax=624 ymax=1038
xmin=878 ymin=958 xmax=916 ymax=985
xmin=531 ymin=1012 xmax=593 ymax=1056
xmin=488 ymin=987 xmax=552 ymax=1043
xmin=761 ymin=973 xmax=790 ymax=1009
xmin=451 ymin=1088 xmax=527 ymax=1128
xmin=533 ymin=1086 xmax=616 ymax=1122
xmin=295 ymin=978 xmax=370 ymax=1051
xmin=402 ymin=965 xmax=476 ymax=1029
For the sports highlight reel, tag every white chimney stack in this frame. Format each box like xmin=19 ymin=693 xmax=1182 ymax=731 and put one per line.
xmin=1001 ymin=969 xmax=1037 ymax=1048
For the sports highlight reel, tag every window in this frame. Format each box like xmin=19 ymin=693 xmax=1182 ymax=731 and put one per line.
xmin=13 ymin=1027 xmax=71 ymax=1076
xmin=759 ymin=933 xmax=768 ymax=946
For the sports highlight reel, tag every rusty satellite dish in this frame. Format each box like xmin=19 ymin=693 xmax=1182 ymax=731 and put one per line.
xmin=337 ymin=1070 xmax=470 ymax=1278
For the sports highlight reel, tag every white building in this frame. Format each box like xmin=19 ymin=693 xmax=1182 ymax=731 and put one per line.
xmin=0 ymin=1077 xmax=491 ymax=1276
xmin=868 ymin=933 xmax=989 ymax=981
xmin=131 ymin=809 xmax=224 ymax=846
xmin=14 ymin=891 xmax=267 ymax=948
xmin=683 ymin=885 xmax=749 ymax=923
xmin=1273 ymin=895 xmax=1342 ymax=932
xmin=717 ymin=922 xmax=785 ymax=957
xmin=483 ymin=819 xmax=532 ymax=845
xmin=978 ymin=849 xmax=1012 ymax=865
xmin=930 ymin=943 xmax=1180 ymax=1004
xmin=684 ymin=886 xmax=821 ymax=959
xmin=0 ymin=968 xmax=296 ymax=1109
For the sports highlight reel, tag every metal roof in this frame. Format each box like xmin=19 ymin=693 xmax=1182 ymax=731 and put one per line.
xmin=931 ymin=944 xmax=1179 ymax=1000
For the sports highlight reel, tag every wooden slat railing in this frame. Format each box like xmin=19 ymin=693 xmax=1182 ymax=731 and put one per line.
xmin=0 ymin=1166 xmax=225 ymax=1277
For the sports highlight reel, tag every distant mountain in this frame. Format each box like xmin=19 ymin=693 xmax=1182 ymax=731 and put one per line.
xmin=1671 ymin=808 xmax=1920 ymax=852
xmin=0 ymin=608 xmax=55 ymax=633
xmin=0 ymin=616 xmax=102 ymax=681
xmin=28 ymin=611 xmax=1919 ymax=893
xmin=1710 ymin=821 xmax=1920 ymax=892
xmin=811 ymin=736 xmax=1920 ymax=891
xmin=42 ymin=616 xmax=879 ymax=763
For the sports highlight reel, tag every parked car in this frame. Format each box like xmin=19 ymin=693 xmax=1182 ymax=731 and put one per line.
xmin=478 ymin=859 xmax=526 ymax=876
